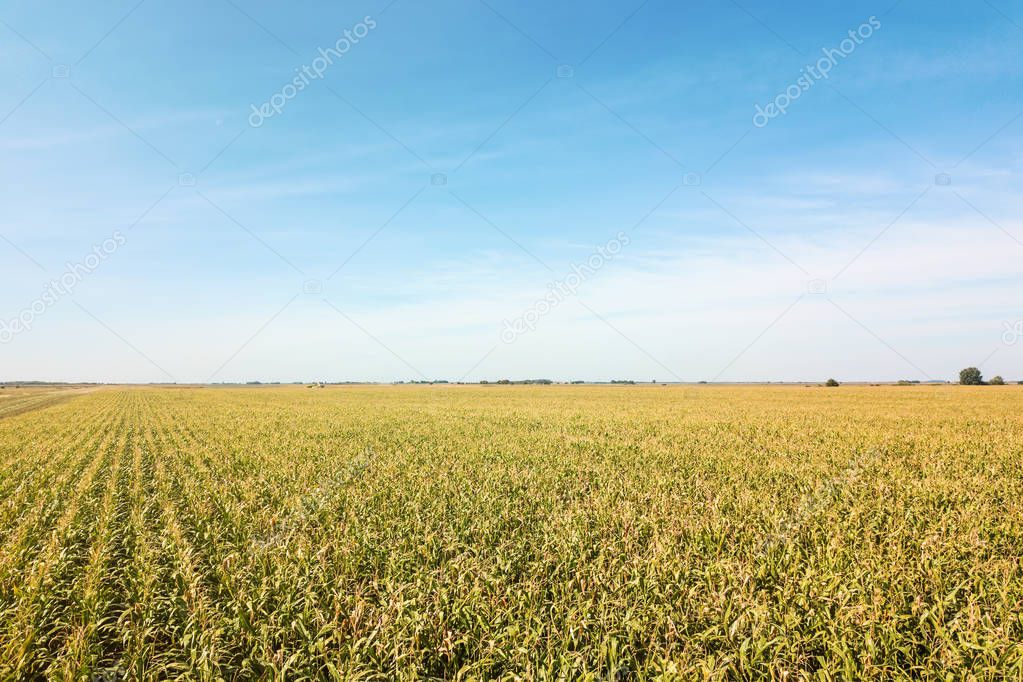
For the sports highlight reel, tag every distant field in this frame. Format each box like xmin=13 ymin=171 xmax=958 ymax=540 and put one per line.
xmin=0 ymin=385 xmax=1021 ymax=679
xmin=0 ymin=386 xmax=95 ymax=420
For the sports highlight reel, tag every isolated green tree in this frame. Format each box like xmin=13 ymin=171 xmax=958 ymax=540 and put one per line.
xmin=959 ymin=367 xmax=983 ymax=385
xmin=825 ymin=378 xmax=839 ymax=387
xmin=989 ymin=375 xmax=1005 ymax=385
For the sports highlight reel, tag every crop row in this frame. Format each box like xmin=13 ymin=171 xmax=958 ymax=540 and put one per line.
xmin=0 ymin=386 xmax=1020 ymax=679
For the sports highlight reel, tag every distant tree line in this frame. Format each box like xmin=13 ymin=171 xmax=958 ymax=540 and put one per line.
xmin=959 ymin=367 xmax=1014 ymax=385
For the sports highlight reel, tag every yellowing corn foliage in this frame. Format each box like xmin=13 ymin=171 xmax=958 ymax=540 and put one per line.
xmin=0 ymin=385 xmax=1021 ymax=680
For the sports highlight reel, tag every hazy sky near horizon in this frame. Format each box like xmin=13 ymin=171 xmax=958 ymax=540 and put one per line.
xmin=1 ymin=0 xmax=1021 ymax=383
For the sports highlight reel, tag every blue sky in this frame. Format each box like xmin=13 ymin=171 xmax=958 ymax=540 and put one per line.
xmin=1 ymin=0 xmax=1021 ymax=383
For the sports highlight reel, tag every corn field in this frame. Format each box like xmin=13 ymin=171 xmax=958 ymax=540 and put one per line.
xmin=0 ymin=385 xmax=1021 ymax=680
